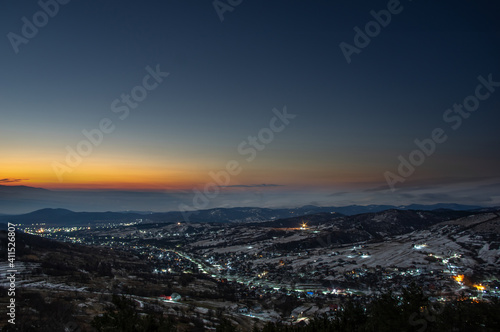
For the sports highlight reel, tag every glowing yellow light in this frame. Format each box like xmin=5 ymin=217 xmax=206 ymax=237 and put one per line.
xmin=474 ymin=284 xmax=485 ymax=291
xmin=453 ymin=275 xmax=464 ymax=283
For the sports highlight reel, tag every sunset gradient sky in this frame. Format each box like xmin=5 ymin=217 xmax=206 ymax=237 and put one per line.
xmin=1 ymin=1 xmax=500 ymax=212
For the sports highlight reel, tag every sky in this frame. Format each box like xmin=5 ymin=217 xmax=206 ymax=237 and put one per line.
xmin=1 ymin=0 xmax=500 ymax=213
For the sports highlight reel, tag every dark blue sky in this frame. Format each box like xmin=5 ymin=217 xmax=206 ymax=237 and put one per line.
xmin=1 ymin=0 xmax=500 ymax=212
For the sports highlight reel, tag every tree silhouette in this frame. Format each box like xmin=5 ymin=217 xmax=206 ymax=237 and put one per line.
xmin=91 ymin=295 xmax=175 ymax=332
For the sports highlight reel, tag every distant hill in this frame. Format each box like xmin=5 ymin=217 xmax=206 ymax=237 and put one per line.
xmin=249 ymin=208 xmax=473 ymax=229
xmin=0 ymin=203 xmax=488 ymax=226
xmin=399 ymin=203 xmax=485 ymax=211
